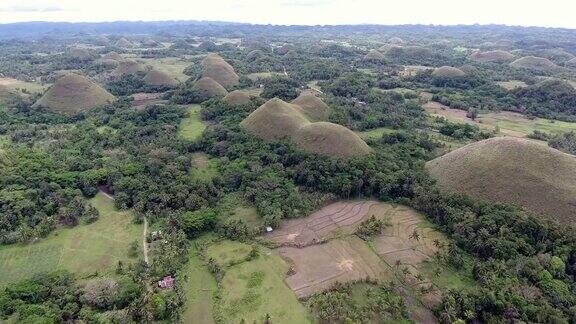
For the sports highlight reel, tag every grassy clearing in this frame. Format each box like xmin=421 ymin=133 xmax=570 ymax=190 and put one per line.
xmin=216 ymin=193 xmax=264 ymax=230
xmin=496 ymin=80 xmax=527 ymax=90
xmin=182 ymin=244 xmax=217 ymax=324
xmin=179 ymin=104 xmax=205 ymax=140
xmin=424 ymin=101 xmax=576 ymax=138
xmin=419 ymin=261 xmax=476 ymax=291
xmin=206 ymin=240 xmax=253 ymax=267
xmin=0 ymin=77 xmax=48 ymax=95
xmin=246 ymin=72 xmax=280 ymax=81
xmin=137 ymin=57 xmax=190 ymax=81
xmin=211 ymin=240 xmax=311 ymax=324
xmin=190 ymin=152 xmax=219 ymax=181
xmin=0 ymin=192 xmax=141 ymax=285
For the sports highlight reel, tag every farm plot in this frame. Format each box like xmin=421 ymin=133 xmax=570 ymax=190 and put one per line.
xmin=265 ymin=200 xmax=383 ymax=247
xmin=278 ymin=236 xmax=390 ymax=298
xmin=179 ymin=104 xmax=205 ymax=140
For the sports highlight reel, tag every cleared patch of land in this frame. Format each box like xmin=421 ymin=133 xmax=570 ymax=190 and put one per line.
xmin=266 ymin=200 xmax=380 ymax=247
xmin=190 ymin=152 xmax=219 ymax=181
xmin=278 ymin=236 xmax=390 ymax=298
xmin=0 ymin=192 xmax=141 ymax=285
xmin=209 ymin=240 xmax=311 ymax=323
xmin=247 ymin=72 xmax=281 ymax=81
xmin=182 ymin=245 xmax=217 ymax=324
xmin=423 ymin=101 xmax=576 ymax=137
xmin=0 ymin=77 xmax=48 ymax=94
xmin=496 ymin=80 xmax=527 ymax=90
xmin=179 ymin=105 xmax=205 ymax=140
xmin=138 ymin=57 xmax=190 ymax=82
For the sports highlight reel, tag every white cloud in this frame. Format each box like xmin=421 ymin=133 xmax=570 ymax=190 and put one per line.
xmin=0 ymin=0 xmax=574 ymax=28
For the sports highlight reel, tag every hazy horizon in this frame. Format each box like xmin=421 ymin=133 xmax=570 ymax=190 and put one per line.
xmin=1 ymin=0 xmax=576 ymax=29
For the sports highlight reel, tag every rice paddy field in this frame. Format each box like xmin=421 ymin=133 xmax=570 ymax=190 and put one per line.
xmin=179 ymin=104 xmax=205 ymax=140
xmin=0 ymin=192 xmax=141 ymax=285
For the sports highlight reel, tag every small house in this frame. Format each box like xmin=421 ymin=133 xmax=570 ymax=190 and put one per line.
xmin=158 ymin=276 xmax=174 ymax=289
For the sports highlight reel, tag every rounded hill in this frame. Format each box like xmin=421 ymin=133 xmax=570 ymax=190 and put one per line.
xmin=33 ymin=73 xmax=115 ymax=114
xmin=223 ymin=90 xmax=251 ymax=106
xmin=240 ymin=98 xmax=310 ymax=140
xmin=192 ymin=77 xmax=228 ymax=100
xmin=143 ymin=69 xmax=178 ymax=87
xmin=291 ymin=92 xmax=330 ymax=122
xmin=364 ymin=49 xmax=385 ymax=61
xmin=510 ymin=56 xmax=558 ymax=71
xmin=432 ymin=66 xmax=466 ymax=78
xmin=113 ymin=60 xmax=147 ymax=76
xmin=469 ymin=50 xmax=514 ymax=62
xmin=292 ymin=122 xmax=371 ymax=158
xmin=426 ymin=137 xmax=576 ymax=225
xmin=201 ymin=53 xmax=239 ymax=88
xmin=102 ymin=51 xmax=123 ymax=61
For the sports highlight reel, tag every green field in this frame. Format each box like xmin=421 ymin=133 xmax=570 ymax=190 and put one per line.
xmin=209 ymin=240 xmax=311 ymax=324
xmin=182 ymin=245 xmax=218 ymax=324
xmin=179 ymin=105 xmax=205 ymax=140
xmin=190 ymin=152 xmax=219 ymax=181
xmin=0 ymin=192 xmax=142 ymax=285
xmin=0 ymin=77 xmax=48 ymax=95
xmin=137 ymin=57 xmax=190 ymax=81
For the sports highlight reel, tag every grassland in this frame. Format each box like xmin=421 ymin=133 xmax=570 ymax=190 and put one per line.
xmin=182 ymin=244 xmax=217 ymax=324
xmin=190 ymin=152 xmax=219 ymax=181
xmin=138 ymin=57 xmax=190 ymax=82
xmin=0 ymin=77 xmax=48 ymax=95
xmin=246 ymin=72 xmax=281 ymax=81
xmin=208 ymin=240 xmax=311 ymax=324
xmin=179 ymin=105 xmax=205 ymax=140
xmin=0 ymin=192 xmax=141 ymax=285
xmin=423 ymin=101 xmax=576 ymax=137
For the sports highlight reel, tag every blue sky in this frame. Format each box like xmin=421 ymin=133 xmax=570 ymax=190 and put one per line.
xmin=0 ymin=0 xmax=575 ymax=28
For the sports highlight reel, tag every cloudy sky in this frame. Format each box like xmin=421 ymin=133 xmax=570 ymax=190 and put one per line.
xmin=0 ymin=0 xmax=575 ymax=28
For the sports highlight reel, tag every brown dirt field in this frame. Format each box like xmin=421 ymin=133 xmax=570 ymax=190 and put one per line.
xmin=278 ymin=236 xmax=390 ymax=298
xmin=422 ymin=101 xmax=477 ymax=125
xmin=265 ymin=200 xmax=382 ymax=246
xmin=268 ymin=200 xmax=448 ymax=314
xmin=131 ymin=92 xmax=166 ymax=107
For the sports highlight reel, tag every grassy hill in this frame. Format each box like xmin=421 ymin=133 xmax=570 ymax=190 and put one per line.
xmin=510 ymin=56 xmax=558 ymax=71
xmin=201 ymin=53 xmax=239 ymax=88
xmin=293 ymin=122 xmax=371 ymax=158
xmin=469 ymin=50 xmax=514 ymax=62
xmin=291 ymin=92 xmax=330 ymax=122
xmin=223 ymin=90 xmax=251 ymax=106
xmin=240 ymin=98 xmax=310 ymax=140
xmin=33 ymin=73 xmax=115 ymax=114
xmin=426 ymin=137 xmax=576 ymax=225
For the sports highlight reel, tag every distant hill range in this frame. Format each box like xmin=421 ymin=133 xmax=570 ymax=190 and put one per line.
xmin=0 ymin=21 xmax=575 ymax=40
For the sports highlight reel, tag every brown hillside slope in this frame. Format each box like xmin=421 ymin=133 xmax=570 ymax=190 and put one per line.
xmin=426 ymin=137 xmax=576 ymax=225
xmin=510 ymin=56 xmax=558 ymax=71
xmin=292 ymin=122 xmax=371 ymax=158
xmin=240 ymin=98 xmax=310 ymax=140
xmin=113 ymin=60 xmax=147 ymax=76
xmin=143 ymin=69 xmax=178 ymax=87
xmin=223 ymin=90 xmax=251 ymax=106
xmin=432 ymin=66 xmax=466 ymax=78
xmin=201 ymin=53 xmax=239 ymax=88
xmin=470 ymin=50 xmax=515 ymax=62
xmin=291 ymin=92 xmax=330 ymax=122
xmin=33 ymin=74 xmax=115 ymax=114
xmin=115 ymin=38 xmax=134 ymax=48
xmin=193 ymin=77 xmax=228 ymax=99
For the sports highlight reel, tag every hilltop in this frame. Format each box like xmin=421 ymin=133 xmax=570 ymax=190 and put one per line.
xmin=291 ymin=92 xmax=331 ymax=122
xmin=426 ymin=137 xmax=576 ymax=225
xmin=292 ymin=122 xmax=371 ymax=158
xmin=201 ymin=53 xmax=239 ymax=88
xmin=33 ymin=73 xmax=115 ymax=113
xmin=240 ymin=98 xmax=309 ymax=140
